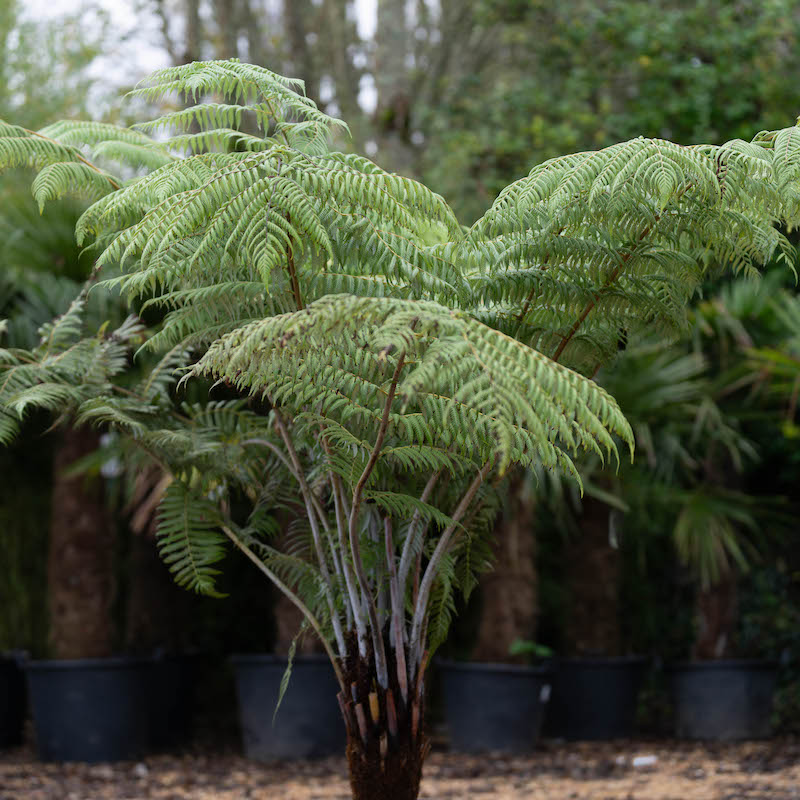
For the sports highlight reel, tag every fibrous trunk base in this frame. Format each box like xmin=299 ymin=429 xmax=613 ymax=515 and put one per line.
xmin=346 ymin=727 xmax=425 ymax=800
xmin=340 ymin=636 xmax=427 ymax=800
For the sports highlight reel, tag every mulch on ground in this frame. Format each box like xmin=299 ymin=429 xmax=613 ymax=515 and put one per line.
xmin=2 ymin=739 xmax=799 ymax=799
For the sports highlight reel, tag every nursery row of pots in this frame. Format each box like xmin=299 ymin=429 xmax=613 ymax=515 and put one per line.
xmin=0 ymin=653 xmax=778 ymax=762
xmin=440 ymin=656 xmax=778 ymax=752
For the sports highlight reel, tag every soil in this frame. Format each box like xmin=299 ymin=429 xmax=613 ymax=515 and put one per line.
xmin=2 ymin=739 xmax=800 ymax=799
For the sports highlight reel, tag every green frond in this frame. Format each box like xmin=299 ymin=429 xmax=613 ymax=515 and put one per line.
xmin=362 ymin=490 xmax=458 ymax=531
xmin=31 ymin=161 xmax=115 ymax=211
xmin=156 ymin=479 xmax=227 ymax=597
xmin=190 ymin=294 xmax=634 ymax=479
xmin=127 ymin=59 xmax=348 ymax=142
xmin=37 ymin=120 xmax=153 ymax=148
xmin=163 ymin=128 xmax=274 ymax=155
xmin=0 ymin=122 xmax=79 ymax=171
xmin=91 ymin=140 xmax=175 ymax=171
xmin=464 ymin=132 xmax=797 ymax=367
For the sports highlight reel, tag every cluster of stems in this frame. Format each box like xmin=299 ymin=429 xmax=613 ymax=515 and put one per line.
xmin=226 ymin=349 xmax=493 ymax=697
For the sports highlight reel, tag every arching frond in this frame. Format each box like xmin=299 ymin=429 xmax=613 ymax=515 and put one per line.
xmin=191 ymin=294 xmax=634 ymax=477
xmin=464 ymin=134 xmax=798 ymax=370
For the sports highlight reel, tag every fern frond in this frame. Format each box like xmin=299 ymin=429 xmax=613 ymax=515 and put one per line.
xmin=31 ymin=162 xmax=115 ymax=211
xmin=465 ymin=133 xmax=797 ymax=369
xmin=156 ymin=479 xmax=227 ymax=597
xmin=191 ymin=294 xmax=634 ymax=477
xmin=128 ymin=59 xmax=348 ymax=143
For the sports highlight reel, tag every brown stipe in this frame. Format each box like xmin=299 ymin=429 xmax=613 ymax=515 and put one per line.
xmin=353 ymin=703 xmax=369 ymax=744
xmin=369 ymin=691 xmax=380 ymax=723
xmin=386 ymin=688 xmax=398 ymax=738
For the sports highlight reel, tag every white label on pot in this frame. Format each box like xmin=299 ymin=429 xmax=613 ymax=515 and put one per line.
xmin=540 ymin=684 xmax=551 ymax=703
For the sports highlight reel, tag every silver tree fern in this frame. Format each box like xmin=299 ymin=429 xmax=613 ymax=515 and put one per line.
xmin=1 ymin=60 xmax=799 ymax=799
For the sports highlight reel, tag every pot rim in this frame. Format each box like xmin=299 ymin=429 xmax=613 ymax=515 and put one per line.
xmin=669 ymin=658 xmax=778 ymax=671
xmin=229 ymin=652 xmax=333 ymax=666
xmin=436 ymin=659 xmax=552 ymax=676
xmin=25 ymin=656 xmax=153 ymax=671
xmin=556 ymin=655 xmax=649 ymax=668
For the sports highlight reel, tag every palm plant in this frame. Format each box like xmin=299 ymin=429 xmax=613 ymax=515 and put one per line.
xmin=574 ymin=271 xmax=797 ymax=663
xmin=748 ymin=284 xmax=800 ymax=424
xmin=1 ymin=60 xmax=798 ymax=798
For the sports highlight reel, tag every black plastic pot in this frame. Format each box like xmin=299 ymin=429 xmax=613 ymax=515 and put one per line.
xmin=0 ymin=655 xmax=26 ymax=748
xmin=671 ymin=659 xmax=777 ymax=740
xmin=26 ymin=657 xmax=150 ymax=762
xmin=545 ymin=656 xmax=648 ymax=740
xmin=146 ymin=655 xmax=198 ymax=751
xmin=231 ymin=654 xmax=345 ymax=761
xmin=440 ymin=660 xmax=552 ymax=753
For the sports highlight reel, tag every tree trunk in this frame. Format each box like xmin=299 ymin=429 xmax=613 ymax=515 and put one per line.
xmin=183 ymin=0 xmax=202 ymax=64
xmin=374 ymin=0 xmax=414 ymax=174
xmin=47 ymin=427 xmax=113 ymax=659
xmin=323 ymin=1 xmax=361 ymax=127
xmin=284 ymin=0 xmax=318 ymax=101
xmin=564 ymin=496 xmax=621 ymax=656
xmin=214 ymin=0 xmax=239 ymax=60
xmin=340 ymin=634 xmax=427 ymax=800
xmin=693 ymin=574 xmax=738 ymax=660
xmin=471 ymin=472 xmax=537 ymax=663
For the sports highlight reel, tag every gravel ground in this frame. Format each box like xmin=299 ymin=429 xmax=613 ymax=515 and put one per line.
xmin=2 ymin=739 xmax=800 ymax=799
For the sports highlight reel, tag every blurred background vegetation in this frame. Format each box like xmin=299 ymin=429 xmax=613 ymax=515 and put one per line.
xmin=2 ymin=0 xmax=800 ymax=734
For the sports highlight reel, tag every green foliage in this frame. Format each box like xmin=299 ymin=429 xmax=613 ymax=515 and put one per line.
xmin=192 ymin=294 xmax=633 ymax=476
xmin=424 ymin=0 xmax=800 ymax=223
xmin=156 ymin=479 xmax=228 ymax=598
xmin=0 ymin=58 xmax=797 ymax=688
xmin=0 ymin=2 xmax=111 ymax=130
xmin=508 ymin=638 xmax=554 ymax=662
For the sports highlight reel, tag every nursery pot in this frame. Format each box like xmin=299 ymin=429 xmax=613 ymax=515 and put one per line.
xmin=146 ymin=654 xmax=199 ymax=750
xmin=440 ymin=660 xmax=552 ymax=753
xmin=545 ymin=656 xmax=648 ymax=740
xmin=671 ymin=659 xmax=777 ymax=740
xmin=0 ymin=655 xmax=26 ymax=748
xmin=231 ymin=653 xmax=345 ymax=760
xmin=26 ymin=657 xmax=150 ymax=762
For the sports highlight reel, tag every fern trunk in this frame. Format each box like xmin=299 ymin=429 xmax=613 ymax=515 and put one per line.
xmin=340 ymin=633 xmax=427 ymax=800
xmin=565 ymin=497 xmax=621 ymax=656
xmin=48 ymin=427 xmax=113 ymax=659
xmin=472 ymin=472 xmax=538 ymax=662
